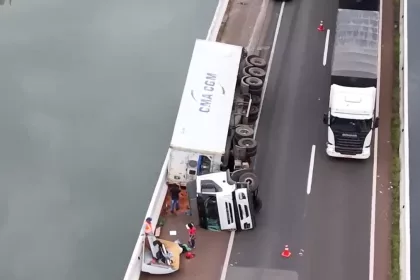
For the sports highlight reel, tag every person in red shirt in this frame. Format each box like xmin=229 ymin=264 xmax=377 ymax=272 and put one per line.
xmin=186 ymin=223 xmax=196 ymax=249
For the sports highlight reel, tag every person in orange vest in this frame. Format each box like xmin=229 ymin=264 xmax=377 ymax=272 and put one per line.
xmin=144 ymin=217 xmax=153 ymax=235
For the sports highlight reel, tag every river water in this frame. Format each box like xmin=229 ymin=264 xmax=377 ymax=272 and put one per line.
xmin=0 ymin=1 xmax=217 ymax=279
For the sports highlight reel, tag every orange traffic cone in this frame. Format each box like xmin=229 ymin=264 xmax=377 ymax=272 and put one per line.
xmin=317 ymin=20 xmax=325 ymax=31
xmin=281 ymin=245 xmax=292 ymax=258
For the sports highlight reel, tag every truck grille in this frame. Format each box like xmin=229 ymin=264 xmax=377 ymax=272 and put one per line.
xmin=333 ymin=131 xmax=368 ymax=155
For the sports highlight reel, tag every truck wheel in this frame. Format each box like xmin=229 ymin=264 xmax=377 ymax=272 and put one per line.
xmin=249 ymin=87 xmax=263 ymax=96
xmin=249 ymin=56 xmax=267 ymax=69
xmin=240 ymin=76 xmax=250 ymax=95
xmin=235 ymin=126 xmax=254 ymax=141
xmin=238 ymin=138 xmax=258 ymax=154
xmin=244 ymin=76 xmax=263 ymax=91
xmin=247 ymin=148 xmax=257 ymax=157
xmin=242 ymin=65 xmax=253 ymax=78
xmin=248 ymin=67 xmax=266 ymax=81
xmin=245 ymin=54 xmax=258 ymax=67
xmin=247 ymin=106 xmax=260 ymax=122
xmin=239 ymin=137 xmax=258 ymax=157
xmin=243 ymin=94 xmax=261 ymax=106
xmin=250 ymin=95 xmax=261 ymax=106
xmin=239 ymin=172 xmax=259 ymax=192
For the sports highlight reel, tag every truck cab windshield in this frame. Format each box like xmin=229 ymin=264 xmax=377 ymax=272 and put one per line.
xmin=330 ymin=116 xmax=372 ymax=133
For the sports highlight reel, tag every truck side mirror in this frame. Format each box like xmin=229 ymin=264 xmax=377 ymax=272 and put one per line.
xmin=323 ymin=113 xmax=328 ymax=125
xmin=374 ymin=117 xmax=379 ymax=128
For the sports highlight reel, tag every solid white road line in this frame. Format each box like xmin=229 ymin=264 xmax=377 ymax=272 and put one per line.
xmin=220 ymin=231 xmax=235 ymax=280
xmin=323 ymin=29 xmax=330 ymax=66
xmin=219 ymin=2 xmax=286 ymax=280
xmin=402 ymin=0 xmax=411 ymax=277
xmin=369 ymin=0 xmax=383 ymax=277
xmin=306 ymin=145 xmax=316 ymax=194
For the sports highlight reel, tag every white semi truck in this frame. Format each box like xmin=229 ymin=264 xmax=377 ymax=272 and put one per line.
xmin=323 ymin=8 xmax=380 ymax=159
xmin=166 ymin=39 xmax=262 ymax=231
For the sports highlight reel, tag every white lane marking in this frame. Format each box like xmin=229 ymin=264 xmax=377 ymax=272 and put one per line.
xmin=402 ymin=0 xmax=411 ymax=276
xmin=219 ymin=2 xmax=286 ymax=280
xmin=369 ymin=115 xmax=378 ymax=280
xmin=306 ymin=145 xmax=316 ymax=194
xmin=220 ymin=231 xmax=235 ymax=280
xmin=369 ymin=0 xmax=383 ymax=276
xmin=323 ymin=29 xmax=330 ymax=66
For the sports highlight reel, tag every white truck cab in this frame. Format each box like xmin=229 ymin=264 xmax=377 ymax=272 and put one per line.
xmin=324 ymin=85 xmax=379 ymax=159
xmin=187 ymin=170 xmax=257 ymax=231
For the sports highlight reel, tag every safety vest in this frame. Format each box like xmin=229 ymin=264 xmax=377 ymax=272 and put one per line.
xmin=144 ymin=222 xmax=153 ymax=234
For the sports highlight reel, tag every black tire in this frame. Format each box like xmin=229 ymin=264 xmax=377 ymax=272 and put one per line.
xmin=248 ymin=105 xmax=259 ymax=116
xmin=248 ymin=67 xmax=266 ymax=81
xmin=244 ymin=76 xmax=263 ymax=90
xmin=249 ymin=87 xmax=263 ymax=96
xmin=242 ymin=66 xmax=253 ymax=78
xmin=240 ymin=76 xmax=250 ymax=95
xmin=235 ymin=126 xmax=254 ymax=141
xmin=246 ymin=55 xmax=267 ymax=69
xmin=238 ymin=138 xmax=257 ymax=152
xmin=230 ymin=168 xmax=254 ymax=182
xmin=245 ymin=54 xmax=258 ymax=67
xmin=243 ymin=94 xmax=261 ymax=106
xmin=250 ymin=95 xmax=261 ymax=106
xmin=247 ymin=148 xmax=257 ymax=157
xmin=249 ymin=56 xmax=267 ymax=69
xmin=248 ymin=108 xmax=260 ymax=123
xmin=239 ymin=172 xmax=259 ymax=192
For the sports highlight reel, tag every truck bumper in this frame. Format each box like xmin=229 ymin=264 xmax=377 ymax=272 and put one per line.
xmin=326 ymin=145 xmax=371 ymax=160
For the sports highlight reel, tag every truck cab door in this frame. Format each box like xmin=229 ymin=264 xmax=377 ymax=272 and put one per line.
xmin=234 ymin=189 xmax=255 ymax=231
xmin=215 ymin=192 xmax=237 ymax=231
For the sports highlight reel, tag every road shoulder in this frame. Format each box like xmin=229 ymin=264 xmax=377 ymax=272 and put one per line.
xmin=374 ymin=0 xmax=394 ymax=278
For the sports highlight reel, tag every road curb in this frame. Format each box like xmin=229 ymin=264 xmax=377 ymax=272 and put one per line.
xmin=399 ymin=0 xmax=410 ymax=277
xmin=207 ymin=0 xmax=232 ymax=41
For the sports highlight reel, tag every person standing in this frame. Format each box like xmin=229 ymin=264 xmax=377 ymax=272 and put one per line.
xmin=144 ymin=217 xmax=154 ymax=251
xmin=169 ymin=185 xmax=181 ymax=213
xmin=186 ymin=222 xmax=196 ymax=249
xmin=144 ymin=217 xmax=153 ymax=235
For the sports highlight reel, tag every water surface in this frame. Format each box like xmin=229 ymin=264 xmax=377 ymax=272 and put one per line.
xmin=0 ymin=1 xmax=217 ymax=279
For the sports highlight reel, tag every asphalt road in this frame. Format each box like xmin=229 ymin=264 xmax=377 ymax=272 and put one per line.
xmin=226 ymin=1 xmax=374 ymax=280
xmin=407 ymin=0 xmax=420 ymax=278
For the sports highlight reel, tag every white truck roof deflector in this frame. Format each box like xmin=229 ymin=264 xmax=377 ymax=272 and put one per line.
xmin=330 ymin=84 xmax=376 ymax=119
xmin=170 ymin=39 xmax=243 ymax=154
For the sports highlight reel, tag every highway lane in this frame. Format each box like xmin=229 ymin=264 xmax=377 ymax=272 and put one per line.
xmin=407 ymin=0 xmax=420 ymax=278
xmin=226 ymin=0 xmax=374 ymax=279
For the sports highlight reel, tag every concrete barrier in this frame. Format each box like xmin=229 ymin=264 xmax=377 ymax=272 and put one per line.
xmin=206 ymin=0 xmax=230 ymax=41
xmin=123 ymin=150 xmax=170 ymax=280
xmin=400 ymin=0 xmax=410 ymax=277
xmin=123 ymin=1 xmax=231 ymax=279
